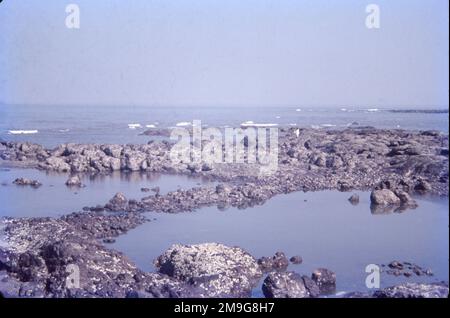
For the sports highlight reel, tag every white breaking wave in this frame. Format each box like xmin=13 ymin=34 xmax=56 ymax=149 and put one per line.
xmin=321 ymin=124 xmax=336 ymax=127
xmin=367 ymin=108 xmax=379 ymax=112
xmin=295 ymin=108 xmax=302 ymax=112
xmin=8 ymin=130 xmax=38 ymax=135
xmin=176 ymin=122 xmax=192 ymax=127
xmin=59 ymin=129 xmax=70 ymax=132
xmin=145 ymin=124 xmax=156 ymax=128
xmin=128 ymin=123 xmax=142 ymax=129
xmin=240 ymin=121 xmax=278 ymax=127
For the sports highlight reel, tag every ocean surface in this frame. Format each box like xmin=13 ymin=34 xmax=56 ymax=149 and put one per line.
xmin=0 ymin=104 xmax=448 ymax=148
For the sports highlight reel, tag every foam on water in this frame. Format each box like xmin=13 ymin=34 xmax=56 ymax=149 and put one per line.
xmin=241 ymin=121 xmax=278 ymax=127
xmin=8 ymin=130 xmax=38 ymax=135
xmin=128 ymin=124 xmax=142 ymax=129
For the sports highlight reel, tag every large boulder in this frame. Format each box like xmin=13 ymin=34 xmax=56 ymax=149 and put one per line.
xmin=155 ymin=243 xmax=262 ymax=297
xmin=262 ymin=272 xmax=320 ymax=298
xmin=311 ymin=268 xmax=336 ymax=294
xmin=370 ymin=189 xmax=401 ymax=206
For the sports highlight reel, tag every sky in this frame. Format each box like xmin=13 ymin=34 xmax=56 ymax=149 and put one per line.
xmin=0 ymin=0 xmax=448 ymax=107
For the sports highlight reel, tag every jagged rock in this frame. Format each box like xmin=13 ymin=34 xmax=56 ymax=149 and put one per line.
xmin=370 ymin=189 xmax=401 ymax=206
xmin=257 ymin=252 xmax=289 ymax=272
xmin=262 ymin=272 xmax=309 ymax=298
xmin=105 ymin=192 xmax=128 ymax=211
xmin=311 ymin=268 xmax=336 ymax=294
xmin=65 ymin=175 xmax=84 ymax=187
xmin=155 ymin=243 xmax=262 ymax=297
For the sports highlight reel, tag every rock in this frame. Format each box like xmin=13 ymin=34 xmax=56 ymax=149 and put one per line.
xmin=215 ymin=184 xmax=231 ymax=195
xmin=12 ymin=178 xmax=42 ymax=188
xmin=44 ymin=157 xmax=71 ymax=172
xmin=257 ymin=252 xmax=289 ymax=272
xmin=414 ymin=179 xmax=432 ymax=193
xmin=124 ymin=151 xmax=147 ymax=171
xmin=388 ymin=261 xmax=404 ymax=270
xmin=289 ymin=256 xmax=303 ymax=265
xmin=103 ymin=145 xmax=122 ymax=158
xmin=370 ymin=189 xmax=401 ymax=206
xmin=201 ymin=163 xmax=213 ymax=172
xmin=105 ymin=192 xmax=128 ymax=211
xmin=65 ymin=175 xmax=83 ymax=187
xmin=373 ymin=282 xmax=449 ymax=298
xmin=262 ymin=272 xmax=309 ymax=298
xmin=102 ymin=238 xmax=116 ymax=244
xmin=348 ymin=194 xmax=360 ymax=205
xmin=155 ymin=243 xmax=262 ymax=297
xmin=311 ymin=268 xmax=336 ymax=294
xmin=301 ymin=275 xmax=321 ymax=297
xmin=394 ymin=191 xmax=418 ymax=209
xmin=141 ymin=187 xmax=150 ymax=192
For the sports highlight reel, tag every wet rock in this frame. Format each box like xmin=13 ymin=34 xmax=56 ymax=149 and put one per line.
xmin=348 ymin=194 xmax=360 ymax=205
xmin=289 ymin=256 xmax=303 ymax=265
xmin=12 ymin=178 xmax=42 ymax=188
xmin=155 ymin=243 xmax=262 ymax=297
xmin=382 ymin=261 xmax=434 ymax=278
xmin=257 ymin=252 xmax=289 ymax=272
xmin=65 ymin=175 xmax=84 ymax=187
xmin=388 ymin=261 xmax=404 ymax=270
xmin=262 ymin=272 xmax=309 ymax=298
xmin=311 ymin=268 xmax=336 ymax=294
xmin=301 ymin=275 xmax=321 ymax=297
xmin=370 ymin=189 xmax=401 ymax=206
xmin=105 ymin=192 xmax=128 ymax=211
xmin=394 ymin=191 xmax=418 ymax=209
xmin=414 ymin=179 xmax=432 ymax=193
xmin=140 ymin=187 xmax=150 ymax=192
xmin=373 ymin=282 xmax=449 ymax=298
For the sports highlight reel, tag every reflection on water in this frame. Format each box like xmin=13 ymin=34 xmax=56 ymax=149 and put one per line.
xmin=111 ymin=190 xmax=449 ymax=297
xmin=0 ymin=168 xmax=212 ymax=217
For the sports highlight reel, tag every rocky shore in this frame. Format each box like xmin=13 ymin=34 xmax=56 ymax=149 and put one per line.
xmin=0 ymin=127 xmax=448 ymax=298
xmin=1 ymin=220 xmax=447 ymax=298
xmin=1 ymin=127 xmax=447 ymax=196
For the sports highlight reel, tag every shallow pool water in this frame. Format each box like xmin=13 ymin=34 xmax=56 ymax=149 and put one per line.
xmin=111 ymin=190 xmax=449 ymax=296
xmin=0 ymin=168 xmax=212 ymax=217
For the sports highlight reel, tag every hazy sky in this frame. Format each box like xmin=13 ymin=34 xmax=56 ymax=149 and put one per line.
xmin=0 ymin=0 xmax=448 ymax=107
